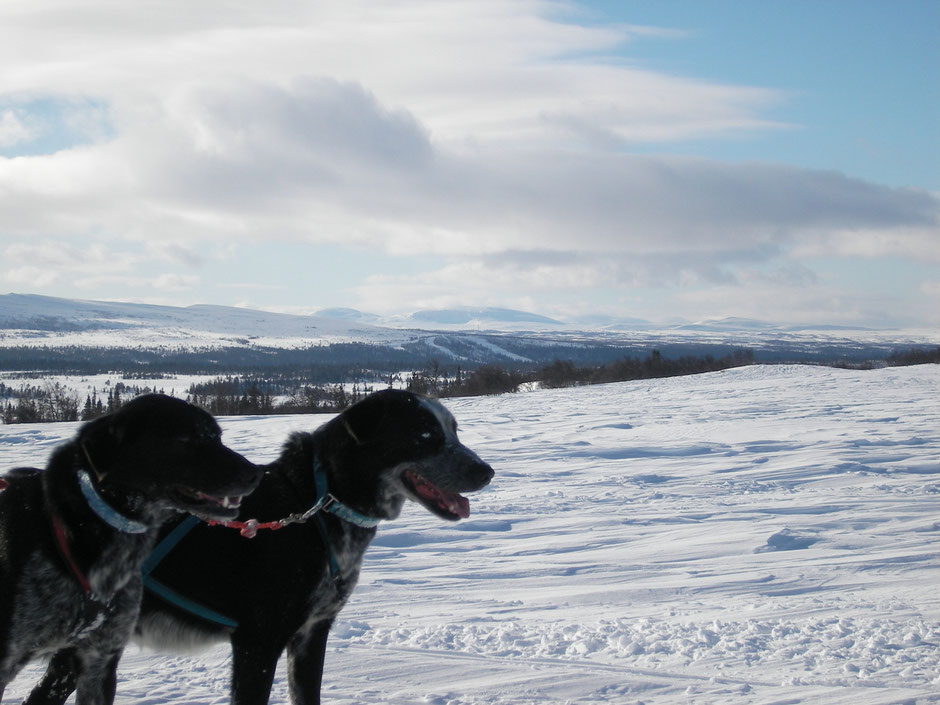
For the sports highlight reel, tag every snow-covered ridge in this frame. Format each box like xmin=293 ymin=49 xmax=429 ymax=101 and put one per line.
xmin=0 ymin=293 xmax=412 ymax=350
xmin=1 ymin=293 xmax=937 ymax=357
xmin=4 ymin=364 xmax=939 ymax=703
xmin=407 ymin=307 xmax=563 ymax=328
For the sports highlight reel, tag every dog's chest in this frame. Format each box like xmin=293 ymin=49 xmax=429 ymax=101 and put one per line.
xmin=87 ymin=534 xmax=151 ymax=597
xmin=302 ymin=529 xmax=371 ymax=624
xmin=9 ymin=551 xmax=141 ymax=657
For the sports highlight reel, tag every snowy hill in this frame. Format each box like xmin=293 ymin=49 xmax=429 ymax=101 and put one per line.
xmin=315 ymin=307 xmax=383 ymax=324
xmin=1 ymin=294 xmax=937 ymax=371
xmin=318 ymin=305 xmax=566 ymax=331
xmin=676 ymin=317 xmax=880 ymax=334
xmin=3 ymin=364 xmax=939 ymax=704
xmin=0 ymin=293 xmax=405 ymax=349
xmin=675 ymin=316 xmax=787 ymax=332
xmin=406 ymin=307 xmax=564 ymax=329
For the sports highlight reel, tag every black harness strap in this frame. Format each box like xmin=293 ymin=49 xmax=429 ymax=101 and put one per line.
xmin=142 ymin=515 xmax=239 ymax=628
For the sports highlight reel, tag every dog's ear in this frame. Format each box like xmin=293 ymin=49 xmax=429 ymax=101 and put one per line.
xmin=76 ymin=414 xmax=121 ymax=480
xmin=339 ymin=390 xmax=400 ymax=445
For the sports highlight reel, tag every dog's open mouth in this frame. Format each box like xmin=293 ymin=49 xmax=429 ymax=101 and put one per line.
xmin=170 ymin=486 xmax=245 ymax=519
xmin=402 ymin=470 xmax=470 ymax=521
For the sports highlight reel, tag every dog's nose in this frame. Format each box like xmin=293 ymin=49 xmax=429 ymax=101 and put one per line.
xmin=474 ymin=461 xmax=495 ymax=488
xmin=228 ymin=450 xmax=264 ymax=492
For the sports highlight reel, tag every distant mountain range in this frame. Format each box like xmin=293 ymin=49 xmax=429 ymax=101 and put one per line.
xmin=0 ymin=293 xmax=935 ymax=375
xmin=314 ymin=305 xmax=879 ymax=334
xmin=317 ymin=306 xmax=569 ymax=330
xmin=0 ymin=293 xmax=893 ymax=338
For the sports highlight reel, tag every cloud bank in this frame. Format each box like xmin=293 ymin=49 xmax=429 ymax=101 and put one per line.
xmin=0 ymin=0 xmax=937 ymax=326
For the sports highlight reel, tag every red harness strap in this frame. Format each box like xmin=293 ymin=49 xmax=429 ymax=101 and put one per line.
xmin=0 ymin=477 xmax=7 ymax=490
xmin=51 ymin=514 xmax=94 ymax=595
xmin=205 ymin=517 xmax=285 ymax=539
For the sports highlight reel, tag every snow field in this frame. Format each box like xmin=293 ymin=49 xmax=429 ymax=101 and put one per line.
xmin=2 ymin=363 xmax=938 ymax=703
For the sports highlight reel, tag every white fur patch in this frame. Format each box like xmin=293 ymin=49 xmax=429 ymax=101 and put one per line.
xmin=134 ymin=612 xmax=225 ymax=654
xmin=418 ymin=397 xmax=458 ymax=443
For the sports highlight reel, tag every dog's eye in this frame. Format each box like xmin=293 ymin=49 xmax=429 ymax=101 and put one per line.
xmin=177 ymin=431 xmax=219 ymax=444
xmin=419 ymin=430 xmax=445 ymax=446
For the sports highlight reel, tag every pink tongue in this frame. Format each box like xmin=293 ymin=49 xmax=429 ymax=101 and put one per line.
xmin=415 ymin=480 xmax=470 ymax=518
xmin=451 ymin=493 xmax=471 ymax=519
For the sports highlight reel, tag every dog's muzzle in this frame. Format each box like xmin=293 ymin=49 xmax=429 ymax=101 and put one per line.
xmin=402 ymin=445 xmax=494 ymax=521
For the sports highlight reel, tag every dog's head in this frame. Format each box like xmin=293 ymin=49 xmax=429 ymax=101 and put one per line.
xmin=77 ymin=394 xmax=262 ymax=521
xmin=325 ymin=389 xmax=494 ymax=522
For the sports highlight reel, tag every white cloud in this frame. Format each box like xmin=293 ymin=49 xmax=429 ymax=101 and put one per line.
xmin=2 ymin=1 xmax=929 ymax=254
xmin=5 ymin=78 xmax=933 ymax=265
xmin=352 ymin=258 xmax=587 ymax=313
xmin=0 ymin=109 xmax=32 ymax=147
xmin=921 ymin=280 xmax=940 ymax=297
xmin=73 ymin=273 xmax=199 ymax=292
xmin=1 ymin=265 xmax=60 ymax=288
xmin=2 ymin=239 xmax=139 ymax=271
xmin=0 ymin=1 xmax=936 ymax=325
xmin=153 ymin=273 xmax=199 ymax=291
xmin=0 ymin=0 xmax=793 ymax=202
xmin=348 ymin=250 xmax=763 ymax=316
xmin=669 ymin=281 xmax=916 ymax=329
xmin=791 ymin=225 xmax=940 ymax=263
xmin=146 ymin=241 xmax=205 ymax=268
xmin=919 ymin=281 xmax=940 ymax=324
xmin=0 ymin=1 xmax=782 ymax=146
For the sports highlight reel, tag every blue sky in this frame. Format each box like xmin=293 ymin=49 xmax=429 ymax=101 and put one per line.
xmin=0 ymin=1 xmax=937 ymax=328
xmin=582 ymin=0 xmax=939 ymax=190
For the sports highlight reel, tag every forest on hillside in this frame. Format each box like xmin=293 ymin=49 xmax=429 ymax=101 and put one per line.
xmin=2 ymin=345 xmax=936 ymax=424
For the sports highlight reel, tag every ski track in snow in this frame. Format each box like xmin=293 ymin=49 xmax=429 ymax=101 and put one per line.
xmin=2 ymin=364 xmax=939 ymax=704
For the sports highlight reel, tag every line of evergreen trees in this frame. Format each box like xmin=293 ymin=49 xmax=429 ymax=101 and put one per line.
xmin=888 ymin=346 xmax=940 ymax=366
xmin=404 ymin=348 xmax=756 ymax=397
xmin=1 ymin=382 xmax=165 ymax=424
xmin=1 ymin=382 xmax=80 ymax=424
xmin=536 ymin=348 xmax=756 ymax=388
xmin=182 ymin=374 xmax=401 ymax=416
xmin=406 ymin=363 xmax=524 ymax=398
xmin=3 ymin=345 xmax=937 ymax=424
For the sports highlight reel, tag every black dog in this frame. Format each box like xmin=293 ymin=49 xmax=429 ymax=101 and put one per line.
xmin=0 ymin=394 xmax=261 ymax=704
xmin=30 ymin=389 xmax=494 ymax=705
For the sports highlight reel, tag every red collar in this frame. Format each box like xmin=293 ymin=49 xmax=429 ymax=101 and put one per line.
xmin=51 ymin=514 xmax=94 ymax=596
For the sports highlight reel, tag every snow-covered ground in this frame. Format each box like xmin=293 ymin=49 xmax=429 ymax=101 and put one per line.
xmin=0 ymin=372 xmax=218 ymax=399
xmin=2 ymin=364 xmax=939 ymax=704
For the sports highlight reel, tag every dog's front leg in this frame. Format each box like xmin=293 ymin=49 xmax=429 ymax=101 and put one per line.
xmin=22 ymin=648 xmax=78 ymax=705
xmin=230 ymin=635 xmax=284 ymax=705
xmin=74 ymin=650 xmax=120 ymax=705
xmin=287 ymin=620 xmax=332 ymax=705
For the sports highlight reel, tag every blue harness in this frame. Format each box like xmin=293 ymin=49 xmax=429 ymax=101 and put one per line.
xmin=141 ymin=457 xmax=381 ymax=629
xmin=141 ymin=515 xmax=238 ymax=627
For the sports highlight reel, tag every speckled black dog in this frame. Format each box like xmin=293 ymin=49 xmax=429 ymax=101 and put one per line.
xmin=0 ymin=394 xmax=261 ymax=704
xmin=31 ymin=389 xmax=494 ymax=705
